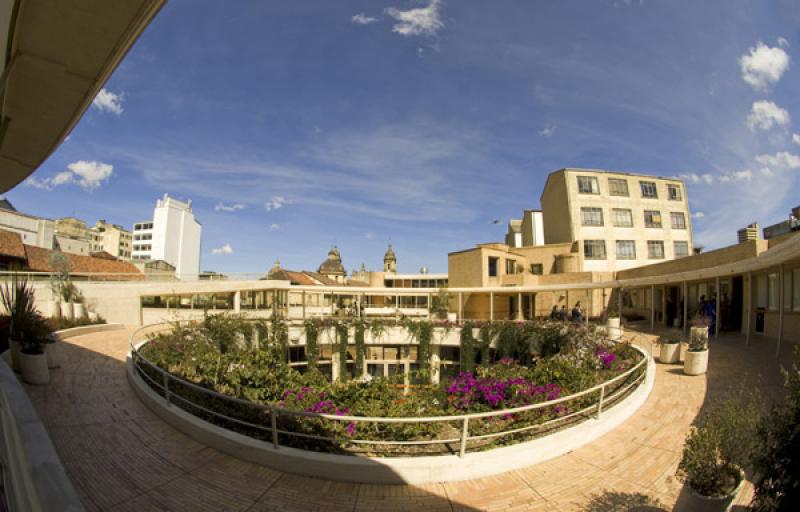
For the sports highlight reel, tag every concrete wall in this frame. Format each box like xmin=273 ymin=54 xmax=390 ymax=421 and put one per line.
xmin=541 ymin=170 xmax=572 ymax=245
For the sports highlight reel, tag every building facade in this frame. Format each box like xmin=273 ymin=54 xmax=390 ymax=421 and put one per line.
xmin=90 ymin=220 xmax=132 ymax=260
xmin=763 ymin=206 xmax=800 ymax=240
xmin=54 ymin=217 xmax=92 ymax=256
xmin=132 ymin=194 xmax=202 ymax=280
xmin=541 ymin=168 xmax=693 ymax=272
xmin=0 ymin=199 xmax=56 ymax=249
xmin=505 ymin=210 xmax=544 ymax=249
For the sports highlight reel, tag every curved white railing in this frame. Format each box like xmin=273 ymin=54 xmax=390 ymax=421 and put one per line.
xmin=129 ymin=321 xmax=649 ymax=457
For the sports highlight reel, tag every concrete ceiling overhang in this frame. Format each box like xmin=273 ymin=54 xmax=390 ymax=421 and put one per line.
xmin=0 ymin=0 xmax=164 ymax=193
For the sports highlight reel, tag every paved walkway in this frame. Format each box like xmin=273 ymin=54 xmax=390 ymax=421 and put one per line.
xmin=21 ymin=326 xmax=792 ymax=511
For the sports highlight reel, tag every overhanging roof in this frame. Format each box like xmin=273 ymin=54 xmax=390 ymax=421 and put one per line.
xmin=0 ymin=0 xmax=165 ymax=192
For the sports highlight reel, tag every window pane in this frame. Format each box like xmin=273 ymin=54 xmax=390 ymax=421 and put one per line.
xmin=647 ymin=241 xmax=664 ymax=259
xmin=608 ymin=178 xmax=629 ymax=196
xmin=670 ymin=212 xmax=686 ymax=229
xmin=580 ymin=207 xmax=604 ymax=226
xmin=673 ymin=241 xmax=689 ymax=258
xmin=577 ymin=176 xmax=600 ymax=194
xmin=640 ymin=181 xmax=658 ymax=198
xmin=488 ymin=257 xmax=498 ymax=277
xmin=644 ymin=210 xmax=662 ymax=228
xmin=667 ymin=184 xmax=682 ymax=200
xmin=768 ymin=273 xmax=778 ymax=311
xmin=616 ymin=240 xmax=636 ymax=259
xmin=612 ymin=208 xmax=633 ymax=227
xmin=583 ymin=240 xmax=606 ymax=260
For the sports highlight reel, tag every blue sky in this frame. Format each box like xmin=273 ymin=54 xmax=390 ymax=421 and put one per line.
xmin=6 ymin=0 xmax=800 ymax=274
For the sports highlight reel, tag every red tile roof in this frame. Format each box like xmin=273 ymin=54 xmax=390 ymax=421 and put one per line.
xmin=23 ymin=245 xmax=142 ymax=277
xmin=0 ymin=230 xmax=26 ymax=260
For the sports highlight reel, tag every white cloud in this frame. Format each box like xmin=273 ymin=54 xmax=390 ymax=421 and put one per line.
xmin=386 ymin=0 xmax=443 ymax=37
xmin=215 ymin=202 xmax=246 ymax=212
xmin=269 ymin=223 xmax=280 ymax=231
xmin=739 ymin=41 xmax=790 ymax=90
xmin=692 ymin=211 xmax=705 ymax=219
xmin=792 ymin=133 xmax=800 ymax=145
xmin=352 ymin=13 xmax=377 ymax=25
xmin=755 ymin=151 xmax=800 ymax=169
xmin=747 ymin=100 xmax=790 ymax=131
xmin=25 ymin=160 xmax=113 ymax=191
xmin=211 ymin=243 xmax=233 ymax=255
xmin=719 ymin=170 xmax=753 ymax=182
xmin=538 ymin=125 xmax=556 ymax=137
xmin=677 ymin=172 xmax=714 ymax=185
xmin=760 ymin=167 xmax=774 ymax=177
xmin=264 ymin=196 xmax=289 ymax=211
xmin=778 ymin=37 xmax=790 ymax=49
xmin=92 ymin=88 xmax=124 ymax=115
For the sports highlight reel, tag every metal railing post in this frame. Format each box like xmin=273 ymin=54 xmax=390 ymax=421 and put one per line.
xmin=163 ymin=371 xmax=171 ymax=407
xmin=270 ymin=407 xmax=279 ymax=448
xmin=596 ymin=384 xmax=605 ymax=419
xmin=459 ymin=417 xmax=469 ymax=457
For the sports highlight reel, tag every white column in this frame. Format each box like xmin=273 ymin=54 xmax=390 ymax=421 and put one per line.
xmin=458 ymin=292 xmax=463 ymax=322
xmin=430 ymin=347 xmax=441 ymax=385
xmin=233 ymin=291 xmax=241 ymax=313
xmin=516 ymin=292 xmax=523 ymax=321
xmin=331 ymin=352 xmax=341 ymax=382
xmin=650 ymin=285 xmax=655 ymax=330
xmin=489 ymin=292 xmax=494 ymax=321
xmin=746 ymin=271 xmax=752 ymax=345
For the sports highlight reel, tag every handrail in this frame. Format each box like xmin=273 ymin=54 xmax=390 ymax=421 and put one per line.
xmin=129 ymin=321 xmax=650 ymax=456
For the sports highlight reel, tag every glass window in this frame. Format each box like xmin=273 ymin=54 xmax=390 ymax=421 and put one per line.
xmin=616 ymin=240 xmax=636 ymax=260
xmin=644 ymin=210 xmax=662 ymax=228
xmin=583 ymin=240 xmax=607 ymax=260
xmin=580 ymin=207 xmax=604 ymax=226
xmin=793 ymin=269 xmax=800 ymax=312
xmin=488 ymin=257 xmax=498 ymax=277
xmin=667 ymin=184 xmax=682 ymax=201
xmin=577 ymin=176 xmax=600 ymax=194
xmin=670 ymin=212 xmax=687 ymax=229
xmin=530 ymin=263 xmax=543 ymax=275
xmin=640 ymin=181 xmax=658 ymax=198
xmin=506 ymin=259 xmax=516 ymax=274
xmin=612 ymin=208 xmax=633 ymax=227
xmin=768 ymin=273 xmax=778 ymax=311
xmin=673 ymin=241 xmax=689 ymax=258
xmin=647 ymin=240 xmax=665 ymax=259
xmin=608 ymin=178 xmax=629 ymax=196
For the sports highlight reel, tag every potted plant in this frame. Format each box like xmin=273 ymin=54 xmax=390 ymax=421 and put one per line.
xmin=432 ymin=287 xmax=452 ymax=321
xmin=72 ymin=287 xmax=86 ymax=319
xmin=1 ymin=276 xmax=38 ymax=373
xmin=685 ymin=315 xmax=710 ymax=375
xmin=604 ymin=295 xmax=622 ymax=340
xmin=59 ymin=280 xmax=78 ymax=320
xmin=19 ymin=314 xmax=52 ymax=384
xmin=658 ymin=334 xmax=681 ymax=364
xmin=676 ymin=394 xmax=759 ymax=511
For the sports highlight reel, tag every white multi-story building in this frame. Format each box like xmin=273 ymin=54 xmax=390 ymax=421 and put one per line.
xmin=541 ymin=168 xmax=693 ymax=272
xmin=0 ymin=199 xmax=55 ymax=249
xmin=506 ymin=210 xmax=545 ymax=248
xmin=132 ymin=194 xmax=202 ymax=280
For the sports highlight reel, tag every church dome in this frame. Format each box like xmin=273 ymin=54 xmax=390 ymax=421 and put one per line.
xmin=318 ymin=246 xmax=346 ymax=276
xmin=384 ymin=244 xmax=396 ymax=262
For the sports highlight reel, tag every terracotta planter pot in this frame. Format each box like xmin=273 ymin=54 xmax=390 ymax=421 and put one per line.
xmin=659 ymin=342 xmax=681 ymax=364
xmin=73 ymin=303 xmax=86 ymax=319
xmin=20 ymin=350 xmax=50 ymax=385
xmin=60 ymin=302 xmax=74 ymax=320
xmin=10 ymin=339 xmax=22 ymax=372
xmin=684 ymin=349 xmax=709 ymax=375
xmin=45 ymin=342 xmax=60 ymax=369
xmin=686 ymin=468 xmax=745 ymax=512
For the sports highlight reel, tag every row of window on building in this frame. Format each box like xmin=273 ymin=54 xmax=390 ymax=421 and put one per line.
xmin=577 ymin=176 xmax=682 ymax=200
xmin=134 ymin=222 xmax=154 ymax=231
xmin=580 ymin=207 xmax=686 ymax=229
xmin=758 ymin=268 xmax=800 ymax=312
xmin=133 ymin=233 xmax=153 ymax=241
xmin=584 ymin=240 xmax=689 ymax=260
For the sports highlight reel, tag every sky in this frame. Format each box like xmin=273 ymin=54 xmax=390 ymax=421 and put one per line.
xmin=5 ymin=0 xmax=800 ymax=274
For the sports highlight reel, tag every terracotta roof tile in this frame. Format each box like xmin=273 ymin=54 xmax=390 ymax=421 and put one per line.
xmin=0 ymin=229 xmax=26 ymax=259
xmin=24 ymin=245 xmax=142 ymax=279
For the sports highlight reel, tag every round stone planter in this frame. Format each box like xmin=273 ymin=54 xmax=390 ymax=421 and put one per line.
xmin=10 ymin=339 xmax=22 ymax=372
xmin=679 ymin=342 xmax=689 ymax=362
xmin=60 ymin=302 xmax=74 ymax=320
xmin=20 ymin=350 xmax=50 ymax=385
xmin=47 ymin=300 xmax=62 ymax=319
xmin=73 ymin=303 xmax=86 ymax=319
xmin=685 ymin=468 xmax=745 ymax=512
xmin=44 ymin=342 xmax=60 ymax=369
xmin=684 ymin=349 xmax=709 ymax=375
xmin=606 ymin=317 xmax=622 ymax=340
xmin=659 ymin=342 xmax=681 ymax=364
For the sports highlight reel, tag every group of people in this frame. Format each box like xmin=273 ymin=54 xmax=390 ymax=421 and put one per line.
xmin=550 ymin=301 xmax=584 ymax=324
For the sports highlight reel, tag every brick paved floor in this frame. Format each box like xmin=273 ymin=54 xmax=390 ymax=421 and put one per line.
xmin=21 ymin=325 xmax=794 ymax=511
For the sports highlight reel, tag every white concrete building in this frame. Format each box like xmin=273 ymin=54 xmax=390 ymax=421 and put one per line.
xmin=132 ymin=194 xmax=202 ymax=280
xmin=505 ymin=210 xmax=544 ymax=248
xmin=0 ymin=199 xmax=55 ymax=249
xmin=90 ymin=220 xmax=133 ymax=260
